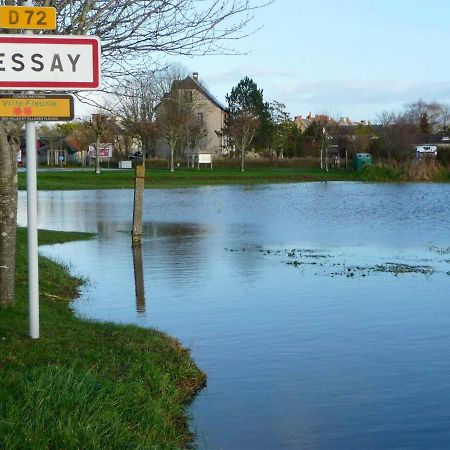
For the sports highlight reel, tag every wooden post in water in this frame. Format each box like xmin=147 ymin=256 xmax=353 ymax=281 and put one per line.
xmin=132 ymin=165 xmax=145 ymax=243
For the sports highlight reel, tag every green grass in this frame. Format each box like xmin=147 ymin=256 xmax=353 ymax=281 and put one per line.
xmin=0 ymin=228 xmax=206 ymax=449
xmin=18 ymin=167 xmax=355 ymax=190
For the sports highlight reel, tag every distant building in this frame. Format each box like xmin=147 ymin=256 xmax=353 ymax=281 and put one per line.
xmin=294 ymin=113 xmax=359 ymax=132
xmin=293 ymin=114 xmax=311 ymax=132
xmin=155 ymin=72 xmax=227 ymax=158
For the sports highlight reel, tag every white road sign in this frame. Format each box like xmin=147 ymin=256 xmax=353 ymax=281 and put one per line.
xmin=0 ymin=35 xmax=101 ymax=90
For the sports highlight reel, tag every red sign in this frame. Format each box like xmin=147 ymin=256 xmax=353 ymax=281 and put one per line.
xmin=0 ymin=35 xmax=101 ymax=90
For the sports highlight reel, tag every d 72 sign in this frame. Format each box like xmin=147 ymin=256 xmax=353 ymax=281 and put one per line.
xmin=0 ymin=35 xmax=101 ymax=90
xmin=0 ymin=6 xmax=57 ymax=30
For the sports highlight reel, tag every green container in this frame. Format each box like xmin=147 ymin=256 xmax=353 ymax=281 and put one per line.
xmin=353 ymin=153 xmax=373 ymax=171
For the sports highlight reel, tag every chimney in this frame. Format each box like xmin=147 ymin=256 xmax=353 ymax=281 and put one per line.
xmin=193 ymin=72 xmax=199 ymax=82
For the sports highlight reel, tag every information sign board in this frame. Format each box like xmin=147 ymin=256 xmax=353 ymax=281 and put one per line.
xmin=0 ymin=35 xmax=101 ymax=90
xmin=198 ymin=153 xmax=212 ymax=164
xmin=0 ymin=94 xmax=74 ymax=121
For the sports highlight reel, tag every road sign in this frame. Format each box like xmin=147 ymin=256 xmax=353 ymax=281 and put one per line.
xmin=0 ymin=6 xmax=56 ymax=30
xmin=88 ymin=143 xmax=113 ymax=158
xmin=0 ymin=94 xmax=74 ymax=121
xmin=0 ymin=35 xmax=101 ymax=90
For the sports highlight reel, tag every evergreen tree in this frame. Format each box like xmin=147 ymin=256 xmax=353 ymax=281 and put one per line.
xmin=226 ymin=77 xmax=271 ymax=152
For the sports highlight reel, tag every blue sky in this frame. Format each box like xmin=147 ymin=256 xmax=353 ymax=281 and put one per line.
xmin=169 ymin=0 xmax=450 ymax=122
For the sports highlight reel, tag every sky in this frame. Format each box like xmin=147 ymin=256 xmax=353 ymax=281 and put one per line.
xmin=164 ymin=0 xmax=450 ymax=122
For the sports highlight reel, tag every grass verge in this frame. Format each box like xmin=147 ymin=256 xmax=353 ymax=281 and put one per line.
xmin=0 ymin=228 xmax=206 ymax=449
xmin=18 ymin=167 xmax=354 ymax=190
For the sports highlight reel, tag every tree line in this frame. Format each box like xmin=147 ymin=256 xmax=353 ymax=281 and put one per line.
xmin=34 ymin=76 xmax=450 ymax=173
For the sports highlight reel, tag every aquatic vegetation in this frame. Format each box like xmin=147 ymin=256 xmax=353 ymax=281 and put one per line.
xmin=225 ymin=245 xmax=446 ymax=278
xmin=428 ymin=243 xmax=450 ymax=255
xmin=374 ymin=263 xmax=434 ymax=275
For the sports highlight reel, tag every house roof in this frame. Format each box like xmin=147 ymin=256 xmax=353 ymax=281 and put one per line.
xmin=416 ymin=133 xmax=450 ymax=144
xmin=37 ymin=134 xmax=82 ymax=154
xmin=171 ymin=75 xmax=228 ymax=111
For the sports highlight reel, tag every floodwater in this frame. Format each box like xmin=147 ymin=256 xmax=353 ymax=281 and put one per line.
xmin=18 ymin=182 xmax=450 ymax=450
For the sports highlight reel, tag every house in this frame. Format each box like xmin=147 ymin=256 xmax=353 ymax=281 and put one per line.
xmin=154 ymin=72 xmax=227 ymax=159
xmin=293 ymin=114 xmax=311 ymax=133
xmin=294 ymin=114 xmax=361 ymax=133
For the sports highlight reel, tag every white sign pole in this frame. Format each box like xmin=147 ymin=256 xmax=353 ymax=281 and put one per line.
xmin=25 ymin=0 xmax=39 ymax=339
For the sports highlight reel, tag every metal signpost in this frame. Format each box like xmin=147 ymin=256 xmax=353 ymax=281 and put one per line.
xmin=0 ymin=2 xmax=101 ymax=339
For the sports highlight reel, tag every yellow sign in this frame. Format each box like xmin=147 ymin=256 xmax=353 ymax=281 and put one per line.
xmin=0 ymin=6 xmax=56 ymax=30
xmin=0 ymin=95 xmax=74 ymax=121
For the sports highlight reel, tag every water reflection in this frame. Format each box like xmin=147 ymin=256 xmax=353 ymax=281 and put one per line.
xmin=132 ymin=242 xmax=146 ymax=315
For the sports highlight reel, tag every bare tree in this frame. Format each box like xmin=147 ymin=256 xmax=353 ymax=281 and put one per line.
xmin=155 ymin=91 xmax=203 ymax=170
xmin=305 ymin=116 xmax=336 ymax=170
xmin=405 ymin=99 xmax=445 ymax=133
xmin=0 ymin=0 xmax=272 ymax=305
xmin=225 ymin=114 xmax=259 ymax=171
xmin=117 ymin=74 xmax=161 ymax=164
xmin=438 ymin=104 xmax=450 ymax=133
xmin=376 ymin=111 xmax=418 ymax=161
xmin=156 ymin=91 xmax=188 ymax=171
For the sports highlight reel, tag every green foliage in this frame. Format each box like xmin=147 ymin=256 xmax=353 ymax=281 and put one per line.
xmin=225 ymin=77 xmax=271 ymax=151
xmin=437 ymin=147 xmax=450 ymax=166
xmin=355 ymin=123 xmax=374 ymax=136
xmin=305 ymin=120 xmax=329 ymax=151
xmin=419 ymin=112 xmax=432 ymax=134
xmin=226 ymin=76 xmax=266 ymax=117
xmin=274 ymin=121 xmax=304 ymax=157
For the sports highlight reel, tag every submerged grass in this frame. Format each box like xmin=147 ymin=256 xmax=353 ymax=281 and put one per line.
xmin=0 ymin=228 xmax=206 ymax=449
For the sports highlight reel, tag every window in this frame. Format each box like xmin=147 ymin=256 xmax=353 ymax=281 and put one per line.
xmin=197 ymin=112 xmax=204 ymax=125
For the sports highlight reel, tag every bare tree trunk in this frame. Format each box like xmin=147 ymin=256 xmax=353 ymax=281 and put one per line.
xmin=170 ymin=147 xmax=174 ymax=172
xmin=95 ymin=136 xmax=101 ymax=174
xmin=241 ymin=148 xmax=245 ymax=172
xmin=0 ymin=123 xmax=18 ymax=306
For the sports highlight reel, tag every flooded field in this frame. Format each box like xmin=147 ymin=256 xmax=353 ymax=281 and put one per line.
xmin=19 ymin=182 xmax=450 ymax=449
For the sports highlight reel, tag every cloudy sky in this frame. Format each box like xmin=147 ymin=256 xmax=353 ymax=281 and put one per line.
xmin=169 ymin=0 xmax=450 ymax=122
